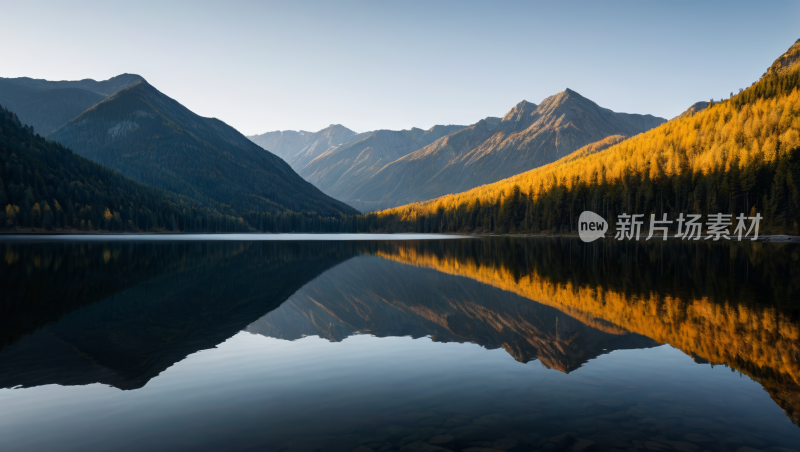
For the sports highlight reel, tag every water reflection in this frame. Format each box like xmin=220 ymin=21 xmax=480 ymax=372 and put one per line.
xmin=0 ymin=236 xmax=798 ymax=451
xmin=1 ymin=241 xmax=354 ymax=389
xmin=366 ymin=238 xmax=800 ymax=427
xmin=247 ymin=255 xmax=659 ymax=372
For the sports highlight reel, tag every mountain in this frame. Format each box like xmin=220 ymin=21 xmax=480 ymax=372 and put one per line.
xmin=0 ymin=74 xmax=143 ymax=135
xmin=678 ymin=101 xmax=710 ymax=118
xmin=247 ymin=254 xmax=657 ymax=371
xmin=340 ymin=90 xmax=666 ymax=211
xmin=248 ymin=124 xmax=364 ymax=168
xmin=373 ymin=38 xmax=800 ymax=236
xmin=49 ymin=80 xmax=359 ymax=217
xmin=0 ymin=103 xmax=218 ymax=232
xmin=297 ymin=124 xmax=466 ymax=202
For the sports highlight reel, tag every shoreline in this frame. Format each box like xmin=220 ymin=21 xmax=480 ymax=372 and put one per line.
xmin=0 ymin=230 xmax=798 ymax=243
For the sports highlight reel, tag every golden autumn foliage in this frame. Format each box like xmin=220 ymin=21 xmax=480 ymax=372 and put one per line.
xmin=370 ymin=237 xmax=800 ymax=424
xmin=373 ymin=63 xmax=800 ymax=234
xmin=372 ymin=241 xmax=800 ymax=416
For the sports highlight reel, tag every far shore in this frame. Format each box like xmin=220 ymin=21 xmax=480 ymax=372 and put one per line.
xmin=0 ymin=230 xmax=798 ymax=243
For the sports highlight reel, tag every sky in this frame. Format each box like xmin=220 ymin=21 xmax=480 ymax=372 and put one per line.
xmin=3 ymin=1 xmax=799 ymax=135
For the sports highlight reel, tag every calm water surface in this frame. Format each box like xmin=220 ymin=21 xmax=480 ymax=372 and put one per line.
xmin=0 ymin=236 xmax=798 ymax=452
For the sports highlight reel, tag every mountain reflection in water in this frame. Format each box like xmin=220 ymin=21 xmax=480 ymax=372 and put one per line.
xmin=0 ymin=236 xmax=798 ymax=452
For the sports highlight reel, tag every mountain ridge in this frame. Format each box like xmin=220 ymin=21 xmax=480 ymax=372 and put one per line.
xmin=49 ymin=80 xmax=358 ymax=217
xmin=370 ymin=38 xmax=800 ymax=237
xmin=0 ymin=74 xmax=145 ymax=135
xmin=248 ymin=124 xmax=366 ymax=168
xmin=0 ymin=102 xmax=222 ymax=232
xmin=343 ymin=89 xmax=666 ymax=211
xmin=297 ymin=124 xmax=467 ymax=201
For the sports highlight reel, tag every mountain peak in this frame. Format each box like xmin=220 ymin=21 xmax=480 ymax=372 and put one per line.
xmin=49 ymin=80 xmax=359 ymax=217
xmin=555 ymin=88 xmax=586 ymax=102
xmin=535 ymin=89 xmax=594 ymax=114
xmin=323 ymin=124 xmax=354 ymax=133
xmin=106 ymin=73 xmax=147 ymax=85
xmin=500 ymin=100 xmax=538 ymax=128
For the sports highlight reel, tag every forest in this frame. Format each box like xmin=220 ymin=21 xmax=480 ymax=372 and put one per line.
xmin=0 ymin=104 xmax=352 ymax=233
xmin=3 ymin=57 xmax=800 ymax=235
xmin=370 ymin=65 xmax=800 ymax=235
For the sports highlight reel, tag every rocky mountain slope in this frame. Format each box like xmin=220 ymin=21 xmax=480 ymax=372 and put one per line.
xmin=766 ymin=38 xmax=800 ymax=75
xmin=342 ymin=89 xmax=665 ymax=211
xmin=298 ymin=124 xmax=466 ymax=201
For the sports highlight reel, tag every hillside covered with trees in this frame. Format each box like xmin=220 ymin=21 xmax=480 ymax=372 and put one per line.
xmin=0 ymin=104 xmax=221 ymax=232
xmin=0 ymin=104 xmax=360 ymax=233
xmin=367 ymin=40 xmax=800 ymax=235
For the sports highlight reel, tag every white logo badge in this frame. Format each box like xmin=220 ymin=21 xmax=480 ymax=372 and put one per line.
xmin=578 ymin=211 xmax=607 ymax=243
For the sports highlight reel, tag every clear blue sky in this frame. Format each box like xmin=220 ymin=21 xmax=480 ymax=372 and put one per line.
xmin=3 ymin=1 xmax=799 ymax=135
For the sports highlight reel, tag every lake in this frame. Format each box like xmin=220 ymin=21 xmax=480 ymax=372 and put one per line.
xmin=0 ymin=235 xmax=798 ymax=452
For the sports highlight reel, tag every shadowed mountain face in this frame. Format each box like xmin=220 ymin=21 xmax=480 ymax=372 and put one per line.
xmin=247 ymin=255 xmax=657 ymax=372
xmin=0 ymin=104 xmax=219 ymax=233
xmin=0 ymin=240 xmax=355 ymax=390
xmin=342 ymin=90 xmax=665 ymax=211
xmin=49 ymin=81 xmax=358 ymax=217
xmin=0 ymin=74 xmax=144 ymax=135
xmin=297 ymin=125 xmax=466 ymax=203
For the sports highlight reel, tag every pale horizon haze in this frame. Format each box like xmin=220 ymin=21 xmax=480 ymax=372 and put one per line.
xmin=3 ymin=0 xmax=799 ymax=136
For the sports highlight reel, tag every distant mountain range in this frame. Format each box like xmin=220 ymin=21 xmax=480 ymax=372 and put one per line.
xmin=3 ymin=71 xmax=667 ymax=221
xmin=49 ymin=80 xmax=357 ymax=217
xmin=248 ymin=124 xmax=366 ymax=169
xmin=298 ymin=125 xmax=467 ymax=204
xmin=248 ymin=123 xmax=468 ymax=202
xmin=0 ymin=74 xmax=144 ymax=135
xmin=252 ymin=90 xmax=665 ymax=211
xmin=344 ymin=90 xmax=665 ymax=211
